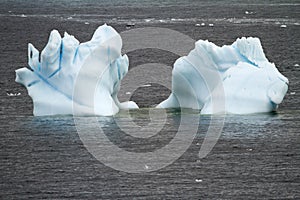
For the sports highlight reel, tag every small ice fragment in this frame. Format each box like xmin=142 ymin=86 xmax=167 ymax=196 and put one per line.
xmin=195 ymin=179 xmax=203 ymax=183
xmin=201 ymin=23 xmax=205 ymax=26
xmin=21 ymin=14 xmax=27 ymax=18
xmin=141 ymin=84 xmax=151 ymax=87
xmin=245 ymin=11 xmax=249 ymax=14
xmin=159 ymin=19 xmax=166 ymax=23
xmin=144 ymin=165 xmax=149 ymax=170
xmin=294 ymin=64 xmax=299 ymax=67
xmin=195 ymin=23 xmax=201 ymax=27
xmin=126 ymin=22 xmax=135 ymax=28
xmin=280 ymin=24 xmax=287 ymax=28
xmin=290 ymin=92 xmax=296 ymax=95
xmin=8 ymin=11 xmax=12 ymax=13
xmin=126 ymin=92 xmax=131 ymax=95
xmin=7 ymin=92 xmax=21 ymax=96
xmin=196 ymin=142 xmax=200 ymax=146
xmin=84 ymin=22 xmax=89 ymax=25
xmin=145 ymin=19 xmax=152 ymax=22
xmin=67 ymin=16 xmax=73 ymax=20
xmin=246 ymin=148 xmax=253 ymax=151
xmin=208 ymin=23 xmax=214 ymax=27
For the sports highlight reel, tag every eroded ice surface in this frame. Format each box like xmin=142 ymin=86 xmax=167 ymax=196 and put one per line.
xmin=157 ymin=37 xmax=289 ymax=114
xmin=16 ymin=24 xmax=138 ymax=116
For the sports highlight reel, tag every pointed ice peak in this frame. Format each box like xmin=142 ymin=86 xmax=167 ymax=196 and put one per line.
xmin=233 ymin=37 xmax=268 ymax=66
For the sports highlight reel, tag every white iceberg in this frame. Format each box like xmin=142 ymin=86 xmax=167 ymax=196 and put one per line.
xmin=15 ymin=24 xmax=138 ymax=116
xmin=157 ymin=37 xmax=289 ymax=114
xmin=16 ymin=25 xmax=288 ymax=116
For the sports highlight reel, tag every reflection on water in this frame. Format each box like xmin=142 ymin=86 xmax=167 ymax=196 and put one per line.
xmin=24 ymin=108 xmax=298 ymax=148
xmin=8 ymin=72 xmax=296 ymax=197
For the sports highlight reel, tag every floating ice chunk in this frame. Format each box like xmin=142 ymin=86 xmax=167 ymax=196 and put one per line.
xmin=145 ymin=18 xmax=154 ymax=23
xmin=280 ymin=24 xmax=287 ymax=28
xmin=201 ymin=23 xmax=205 ymax=26
xmin=126 ymin=22 xmax=135 ymax=28
xmin=245 ymin=11 xmax=253 ymax=15
xmin=141 ymin=84 xmax=152 ymax=87
xmin=15 ymin=24 xmax=138 ymax=116
xmin=208 ymin=24 xmax=214 ymax=27
xmin=294 ymin=64 xmax=299 ymax=67
xmin=157 ymin=37 xmax=289 ymax=114
xmin=195 ymin=23 xmax=201 ymax=27
xmin=7 ymin=92 xmax=21 ymax=96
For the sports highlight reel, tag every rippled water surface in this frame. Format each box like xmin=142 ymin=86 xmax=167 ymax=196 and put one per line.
xmin=0 ymin=0 xmax=299 ymax=199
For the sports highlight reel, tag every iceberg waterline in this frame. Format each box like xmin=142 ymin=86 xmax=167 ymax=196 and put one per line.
xmin=15 ymin=24 xmax=288 ymax=116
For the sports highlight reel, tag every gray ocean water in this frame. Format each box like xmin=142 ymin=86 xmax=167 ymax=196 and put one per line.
xmin=0 ymin=0 xmax=299 ymax=199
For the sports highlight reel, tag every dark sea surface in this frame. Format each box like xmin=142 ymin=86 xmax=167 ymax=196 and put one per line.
xmin=0 ymin=0 xmax=299 ymax=199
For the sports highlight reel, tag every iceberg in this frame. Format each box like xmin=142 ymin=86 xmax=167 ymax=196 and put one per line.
xmin=15 ymin=24 xmax=138 ymax=116
xmin=157 ymin=37 xmax=289 ymax=114
xmin=16 ymin=24 xmax=288 ymax=116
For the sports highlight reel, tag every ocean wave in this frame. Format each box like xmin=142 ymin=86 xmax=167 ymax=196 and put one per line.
xmin=1 ymin=14 xmax=299 ymax=26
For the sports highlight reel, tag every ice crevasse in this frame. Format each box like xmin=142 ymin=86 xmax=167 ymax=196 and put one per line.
xmin=15 ymin=24 xmax=289 ymax=116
